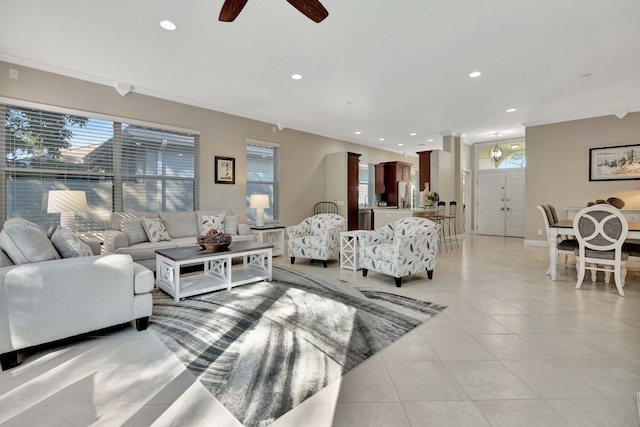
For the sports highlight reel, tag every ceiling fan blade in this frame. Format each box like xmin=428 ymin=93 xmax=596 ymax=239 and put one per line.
xmin=286 ymin=0 xmax=329 ymax=23
xmin=219 ymin=0 xmax=249 ymax=22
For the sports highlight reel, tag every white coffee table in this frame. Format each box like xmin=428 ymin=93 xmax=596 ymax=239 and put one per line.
xmin=155 ymin=241 xmax=273 ymax=302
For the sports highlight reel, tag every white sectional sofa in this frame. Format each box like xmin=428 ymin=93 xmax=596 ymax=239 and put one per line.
xmin=103 ymin=210 xmax=255 ymax=271
xmin=0 ymin=218 xmax=154 ymax=370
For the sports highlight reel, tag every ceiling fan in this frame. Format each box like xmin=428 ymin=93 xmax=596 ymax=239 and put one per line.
xmin=219 ymin=0 xmax=329 ymax=23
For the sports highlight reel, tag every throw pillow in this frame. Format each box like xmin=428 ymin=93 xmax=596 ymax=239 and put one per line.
xmin=111 ymin=212 xmax=137 ymax=231
xmin=200 ymin=214 xmax=225 ymax=234
xmin=0 ymin=218 xmax=61 ymax=264
xmin=121 ymin=217 xmax=149 ymax=244
xmin=50 ymin=226 xmax=94 ymax=258
xmin=224 ymin=214 xmax=239 ymax=235
xmin=141 ymin=217 xmax=172 ymax=243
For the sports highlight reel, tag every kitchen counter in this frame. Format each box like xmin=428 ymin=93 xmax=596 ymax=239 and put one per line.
xmin=358 ymin=207 xmax=438 ymax=229
xmin=372 ymin=208 xmax=437 ymax=229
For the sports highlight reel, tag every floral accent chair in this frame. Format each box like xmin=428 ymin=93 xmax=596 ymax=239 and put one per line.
xmin=287 ymin=213 xmax=346 ymax=267
xmin=359 ymin=217 xmax=440 ymax=287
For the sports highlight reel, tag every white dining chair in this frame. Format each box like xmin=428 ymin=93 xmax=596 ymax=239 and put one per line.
xmin=573 ymin=204 xmax=629 ymax=296
xmin=537 ymin=204 xmax=577 ymax=275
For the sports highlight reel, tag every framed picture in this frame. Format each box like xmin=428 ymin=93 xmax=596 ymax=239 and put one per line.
xmin=589 ymin=144 xmax=640 ymax=181
xmin=215 ymin=156 xmax=235 ymax=184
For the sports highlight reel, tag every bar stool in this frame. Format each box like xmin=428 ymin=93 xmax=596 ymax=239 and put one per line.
xmin=427 ymin=201 xmax=448 ymax=251
xmin=445 ymin=201 xmax=459 ymax=248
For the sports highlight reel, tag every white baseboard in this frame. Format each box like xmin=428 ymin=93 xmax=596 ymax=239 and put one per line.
xmin=524 ymin=239 xmax=549 ymax=248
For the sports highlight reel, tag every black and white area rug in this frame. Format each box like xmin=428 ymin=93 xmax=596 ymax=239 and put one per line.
xmin=149 ymin=265 xmax=446 ymax=427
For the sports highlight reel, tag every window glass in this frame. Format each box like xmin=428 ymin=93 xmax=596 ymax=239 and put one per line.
xmin=477 ymin=140 xmax=526 ymax=170
xmin=1 ymin=103 xmax=198 ymax=231
xmin=246 ymin=141 xmax=279 ymax=222
xmin=358 ymin=164 xmax=369 ymax=206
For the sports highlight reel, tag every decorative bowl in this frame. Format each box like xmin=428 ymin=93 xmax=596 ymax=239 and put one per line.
xmin=200 ymin=243 xmax=231 ymax=252
xmin=607 ymin=197 xmax=625 ymax=209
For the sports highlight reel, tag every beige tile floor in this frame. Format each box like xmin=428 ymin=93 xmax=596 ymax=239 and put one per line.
xmin=2 ymin=235 xmax=640 ymax=426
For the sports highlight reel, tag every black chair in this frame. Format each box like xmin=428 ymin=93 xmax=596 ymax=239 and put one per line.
xmin=445 ymin=201 xmax=459 ymax=248
xmin=427 ymin=201 xmax=448 ymax=251
xmin=313 ymin=201 xmax=339 ymax=215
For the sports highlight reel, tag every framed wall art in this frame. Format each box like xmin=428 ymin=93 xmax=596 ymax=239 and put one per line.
xmin=215 ymin=156 xmax=235 ymax=184
xmin=589 ymin=144 xmax=640 ymax=181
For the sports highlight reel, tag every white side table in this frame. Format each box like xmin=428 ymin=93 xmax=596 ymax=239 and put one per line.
xmin=340 ymin=230 xmax=362 ymax=270
xmin=251 ymin=225 xmax=285 ymax=257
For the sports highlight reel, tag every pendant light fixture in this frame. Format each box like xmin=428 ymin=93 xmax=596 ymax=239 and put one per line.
xmin=490 ymin=132 xmax=503 ymax=163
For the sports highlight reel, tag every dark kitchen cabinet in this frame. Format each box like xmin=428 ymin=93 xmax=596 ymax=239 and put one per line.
xmin=374 ymin=164 xmax=385 ymax=194
xmin=376 ymin=161 xmax=412 ymax=207
xmin=347 ymin=152 xmax=361 ymax=230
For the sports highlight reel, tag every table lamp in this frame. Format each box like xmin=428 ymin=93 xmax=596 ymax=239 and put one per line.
xmin=250 ymin=194 xmax=270 ymax=227
xmin=47 ymin=190 xmax=87 ymax=232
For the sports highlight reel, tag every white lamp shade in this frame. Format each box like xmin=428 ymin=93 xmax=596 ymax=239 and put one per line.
xmin=47 ymin=190 xmax=88 ymax=214
xmin=46 ymin=190 xmax=87 ymax=232
xmin=250 ymin=194 xmax=270 ymax=209
xmin=250 ymin=194 xmax=269 ymax=227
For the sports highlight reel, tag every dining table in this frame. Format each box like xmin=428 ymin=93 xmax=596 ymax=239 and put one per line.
xmin=547 ymin=219 xmax=640 ymax=280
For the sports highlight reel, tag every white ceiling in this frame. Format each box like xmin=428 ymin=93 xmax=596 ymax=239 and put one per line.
xmin=1 ymin=0 xmax=640 ymax=153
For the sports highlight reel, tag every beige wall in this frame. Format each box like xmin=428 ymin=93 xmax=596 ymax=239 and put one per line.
xmin=525 ymin=112 xmax=640 ymax=243
xmin=431 ymin=138 xmax=455 ymax=203
xmin=0 ymin=61 xmax=417 ymax=227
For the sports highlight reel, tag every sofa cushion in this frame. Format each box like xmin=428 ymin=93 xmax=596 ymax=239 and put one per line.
xmin=121 ymin=217 xmax=149 ymax=244
xmin=131 ymin=211 xmax=160 ymax=219
xmin=224 ymin=214 xmax=239 ymax=235
xmin=200 ymin=213 xmax=225 ymax=234
xmin=0 ymin=218 xmax=61 ymax=265
xmin=0 ymin=249 xmax=14 ymax=267
xmin=291 ymin=236 xmax=324 ymax=251
xmin=160 ymin=211 xmax=198 ymax=238
xmin=116 ymin=239 xmax=180 ymax=260
xmin=111 ymin=211 xmax=160 ymax=231
xmin=50 ymin=226 xmax=94 ymax=258
xmin=361 ymin=243 xmax=394 ymax=262
xmin=141 ymin=217 xmax=172 ymax=243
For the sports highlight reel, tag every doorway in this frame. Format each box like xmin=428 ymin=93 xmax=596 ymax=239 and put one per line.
xmin=476 ymin=170 xmax=525 ymax=237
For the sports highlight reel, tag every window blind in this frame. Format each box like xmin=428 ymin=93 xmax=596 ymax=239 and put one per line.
xmin=1 ymin=102 xmax=199 ymax=232
xmin=246 ymin=140 xmax=279 ymax=222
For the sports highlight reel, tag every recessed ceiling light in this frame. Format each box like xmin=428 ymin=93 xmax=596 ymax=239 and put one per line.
xmin=379 ymin=138 xmax=385 ymax=141
xmin=506 ymin=108 xmax=517 ymax=113
xmin=354 ymin=131 xmax=362 ymax=135
xmin=410 ymin=133 xmax=417 ymax=136
xmin=160 ymin=20 xmax=176 ymax=31
xmin=291 ymin=74 xmax=302 ymax=80
xmin=398 ymin=143 xmax=404 ymax=146
xmin=427 ymin=139 xmax=434 ymax=142
xmin=469 ymin=71 xmax=482 ymax=78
